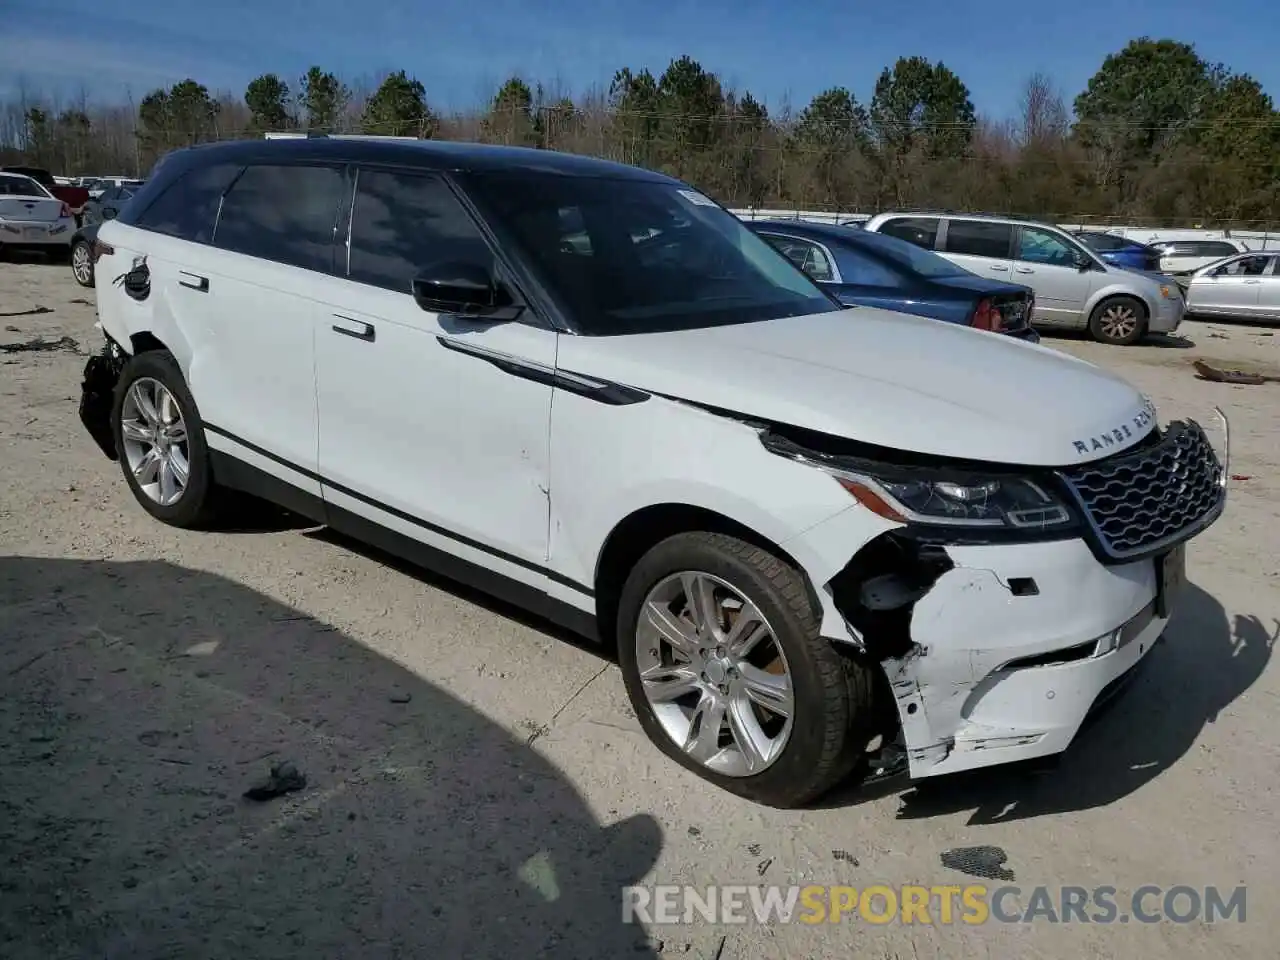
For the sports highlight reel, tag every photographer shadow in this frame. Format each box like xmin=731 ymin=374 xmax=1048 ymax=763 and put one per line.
xmin=0 ymin=556 xmax=662 ymax=959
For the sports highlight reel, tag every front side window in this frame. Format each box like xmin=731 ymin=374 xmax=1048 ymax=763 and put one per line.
xmin=1218 ymin=255 xmax=1270 ymax=277
xmin=213 ymin=163 xmax=347 ymax=272
xmin=133 ymin=162 xmax=241 ymax=244
xmin=878 ymin=217 xmax=939 ymax=250
xmin=460 ymin=173 xmax=837 ymax=335
xmin=944 ymin=220 xmax=1013 ymax=259
xmin=760 ymin=234 xmax=835 ymax=282
xmin=1017 ymin=226 xmax=1080 ymax=267
xmin=347 ymin=169 xmax=495 ymax=293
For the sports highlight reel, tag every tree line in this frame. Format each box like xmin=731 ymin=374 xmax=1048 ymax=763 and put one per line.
xmin=2 ymin=37 xmax=1278 ymax=227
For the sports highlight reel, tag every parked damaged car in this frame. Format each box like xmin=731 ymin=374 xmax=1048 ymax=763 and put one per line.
xmin=78 ymin=137 xmax=1228 ymax=807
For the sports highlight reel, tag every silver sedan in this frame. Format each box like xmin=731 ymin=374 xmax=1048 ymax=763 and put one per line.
xmin=1184 ymin=251 xmax=1280 ymax=321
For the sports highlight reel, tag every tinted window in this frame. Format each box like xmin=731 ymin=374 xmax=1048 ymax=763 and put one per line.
xmin=847 ymin=230 xmax=968 ymax=279
xmin=760 ymin=234 xmax=835 ymax=282
xmin=944 ymin=220 xmax=1013 ymax=259
xmin=1193 ymin=241 xmax=1239 ymax=257
xmin=833 ymin=245 xmax=903 ymax=287
xmin=134 ymin=162 xmax=241 ymax=244
xmin=461 ymin=173 xmax=837 ymax=335
xmin=213 ymin=163 xmax=346 ymax=272
xmin=1017 ymin=226 xmax=1079 ymax=266
xmin=878 ymin=217 xmax=939 ymax=250
xmin=348 ymin=170 xmax=494 ymax=293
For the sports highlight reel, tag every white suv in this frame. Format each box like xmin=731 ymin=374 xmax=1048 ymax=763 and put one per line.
xmin=78 ymin=138 xmax=1226 ymax=807
xmin=863 ymin=212 xmax=1186 ymax=345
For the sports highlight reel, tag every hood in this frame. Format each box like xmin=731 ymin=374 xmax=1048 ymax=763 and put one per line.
xmin=556 ymin=308 xmax=1155 ymax=467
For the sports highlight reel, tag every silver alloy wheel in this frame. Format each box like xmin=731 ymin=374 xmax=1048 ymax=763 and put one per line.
xmin=1099 ymin=303 xmax=1139 ymax=341
xmin=71 ymin=242 xmax=92 ymax=285
xmin=636 ymin=571 xmax=795 ymax=777
xmin=119 ymin=377 xmax=190 ymax=507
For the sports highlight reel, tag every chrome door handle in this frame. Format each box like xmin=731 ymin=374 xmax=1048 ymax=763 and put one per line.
xmin=178 ymin=271 xmax=209 ymax=292
xmin=1014 ymin=267 xmax=1034 ymax=274
xmin=990 ymin=265 xmax=1009 ymax=271
xmin=332 ymin=316 xmax=375 ymax=342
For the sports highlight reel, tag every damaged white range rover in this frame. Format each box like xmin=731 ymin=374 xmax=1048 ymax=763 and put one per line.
xmin=79 ymin=137 xmax=1227 ymax=807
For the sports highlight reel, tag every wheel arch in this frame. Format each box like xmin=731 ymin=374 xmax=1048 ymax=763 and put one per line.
xmin=592 ymin=502 xmax=823 ymax=649
xmin=1085 ymin=285 xmax=1153 ymax=322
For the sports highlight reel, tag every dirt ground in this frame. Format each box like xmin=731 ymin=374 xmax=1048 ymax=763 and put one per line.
xmin=2 ymin=259 xmax=1277 ymax=959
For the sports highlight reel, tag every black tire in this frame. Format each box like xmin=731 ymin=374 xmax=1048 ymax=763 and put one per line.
xmin=1088 ymin=295 xmax=1148 ymax=346
xmin=70 ymin=240 xmax=94 ymax=286
xmin=112 ymin=349 xmax=221 ymax=529
xmin=616 ymin=531 xmax=875 ymax=808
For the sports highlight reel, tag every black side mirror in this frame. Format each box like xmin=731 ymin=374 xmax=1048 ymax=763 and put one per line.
xmin=411 ymin=262 xmax=524 ymax=321
xmin=1073 ymin=253 xmax=1092 ymax=271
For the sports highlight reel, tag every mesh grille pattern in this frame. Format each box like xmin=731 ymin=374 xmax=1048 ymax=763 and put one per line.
xmin=1059 ymin=420 xmax=1224 ymax=561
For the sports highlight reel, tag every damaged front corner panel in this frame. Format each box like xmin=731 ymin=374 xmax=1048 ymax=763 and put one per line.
xmin=826 ymin=531 xmax=954 ymax=662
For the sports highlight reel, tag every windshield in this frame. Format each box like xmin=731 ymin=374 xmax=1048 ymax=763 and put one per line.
xmin=1077 ymin=232 xmax=1128 ymax=252
xmin=847 ymin=228 xmax=969 ymax=278
xmin=0 ymin=175 xmax=51 ymax=199
xmin=460 ymin=172 xmax=840 ymax=335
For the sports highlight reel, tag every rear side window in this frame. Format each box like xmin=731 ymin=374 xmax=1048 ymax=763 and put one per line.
xmin=760 ymin=234 xmax=835 ymax=282
xmin=347 ymin=169 xmax=494 ymax=294
xmin=878 ymin=217 xmax=938 ymax=250
xmin=1193 ymin=241 xmax=1238 ymax=256
xmin=213 ymin=163 xmax=347 ymax=272
xmin=133 ymin=163 xmax=241 ymax=244
xmin=944 ymin=220 xmax=1013 ymax=259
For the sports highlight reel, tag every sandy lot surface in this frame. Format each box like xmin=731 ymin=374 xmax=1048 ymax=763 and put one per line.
xmin=2 ymin=260 xmax=1278 ymax=959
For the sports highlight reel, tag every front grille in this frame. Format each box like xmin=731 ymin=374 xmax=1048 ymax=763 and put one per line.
xmin=1058 ymin=420 xmax=1225 ymax=562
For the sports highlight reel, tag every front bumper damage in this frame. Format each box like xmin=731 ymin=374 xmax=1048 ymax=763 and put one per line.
xmin=871 ymin=537 xmax=1168 ymax=778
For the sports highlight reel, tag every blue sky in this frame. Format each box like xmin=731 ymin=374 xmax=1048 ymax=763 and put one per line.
xmin=4 ymin=0 xmax=1276 ymax=120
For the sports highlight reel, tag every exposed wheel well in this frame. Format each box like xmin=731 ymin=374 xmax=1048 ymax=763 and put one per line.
xmin=593 ymin=503 xmax=819 ymax=648
xmin=129 ymin=331 xmax=169 ymax=356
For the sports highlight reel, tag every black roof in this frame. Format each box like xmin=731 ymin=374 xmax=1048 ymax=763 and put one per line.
xmin=164 ymin=136 xmax=677 ymax=183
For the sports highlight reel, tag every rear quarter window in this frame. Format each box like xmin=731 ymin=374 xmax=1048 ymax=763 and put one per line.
xmin=211 ymin=163 xmax=348 ymax=273
xmin=878 ymin=217 xmax=939 ymax=250
xmin=131 ymin=163 xmax=242 ymax=244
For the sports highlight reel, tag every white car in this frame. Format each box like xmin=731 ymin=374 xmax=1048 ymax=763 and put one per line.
xmin=0 ymin=171 xmax=76 ymax=257
xmin=863 ymin=213 xmax=1186 ymax=346
xmin=79 ymin=138 xmax=1227 ymax=808
xmin=1148 ymin=238 xmax=1250 ymax=277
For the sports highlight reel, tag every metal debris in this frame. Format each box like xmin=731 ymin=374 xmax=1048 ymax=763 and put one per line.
xmin=939 ymin=845 xmax=1016 ymax=881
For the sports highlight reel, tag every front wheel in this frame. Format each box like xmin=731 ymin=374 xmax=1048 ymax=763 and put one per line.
xmin=71 ymin=240 xmax=94 ymax=286
xmin=616 ymin=532 xmax=875 ymax=808
xmin=112 ymin=349 xmax=221 ymax=528
xmin=1088 ymin=296 xmax=1148 ymax=346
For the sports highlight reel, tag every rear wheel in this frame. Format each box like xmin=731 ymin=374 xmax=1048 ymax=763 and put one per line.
xmin=112 ymin=350 xmax=221 ymax=529
xmin=1088 ymin=296 xmax=1147 ymax=346
xmin=71 ymin=240 xmax=94 ymax=286
xmin=616 ymin=531 xmax=874 ymax=808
